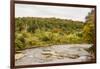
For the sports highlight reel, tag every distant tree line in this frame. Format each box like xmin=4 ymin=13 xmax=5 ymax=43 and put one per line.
xmin=15 ymin=10 xmax=95 ymax=51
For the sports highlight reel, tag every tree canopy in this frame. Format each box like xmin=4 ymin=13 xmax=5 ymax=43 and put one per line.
xmin=15 ymin=10 xmax=95 ymax=51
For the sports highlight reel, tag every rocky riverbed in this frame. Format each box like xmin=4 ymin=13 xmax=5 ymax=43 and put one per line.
xmin=15 ymin=44 xmax=93 ymax=66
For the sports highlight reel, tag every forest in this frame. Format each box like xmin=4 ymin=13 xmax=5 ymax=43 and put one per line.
xmin=15 ymin=10 xmax=95 ymax=51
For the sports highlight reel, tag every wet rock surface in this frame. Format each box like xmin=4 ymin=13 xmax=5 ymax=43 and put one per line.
xmin=15 ymin=44 xmax=93 ymax=65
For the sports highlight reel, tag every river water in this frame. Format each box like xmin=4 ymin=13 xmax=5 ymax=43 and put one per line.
xmin=15 ymin=44 xmax=93 ymax=66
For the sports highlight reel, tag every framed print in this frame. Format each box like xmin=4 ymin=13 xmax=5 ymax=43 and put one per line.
xmin=10 ymin=0 xmax=96 ymax=68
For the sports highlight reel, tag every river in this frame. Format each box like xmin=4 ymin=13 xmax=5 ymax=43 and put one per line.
xmin=15 ymin=44 xmax=93 ymax=66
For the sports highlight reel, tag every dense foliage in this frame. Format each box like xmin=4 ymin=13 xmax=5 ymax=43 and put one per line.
xmin=83 ymin=10 xmax=95 ymax=43
xmin=15 ymin=10 xmax=95 ymax=51
xmin=83 ymin=10 xmax=95 ymax=58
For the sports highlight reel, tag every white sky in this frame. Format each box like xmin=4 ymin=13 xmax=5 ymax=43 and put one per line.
xmin=15 ymin=4 xmax=93 ymax=22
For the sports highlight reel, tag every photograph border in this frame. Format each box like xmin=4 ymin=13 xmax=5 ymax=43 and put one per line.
xmin=10 ymin=0 xmax=96 ymax=69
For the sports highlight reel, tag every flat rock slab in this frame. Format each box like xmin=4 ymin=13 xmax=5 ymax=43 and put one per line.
xmin=15 ymin=53 xmax=25 ymax=60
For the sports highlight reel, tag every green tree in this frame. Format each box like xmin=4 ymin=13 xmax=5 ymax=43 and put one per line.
xmin=83 ymin=10 xmax=95 ymax=43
